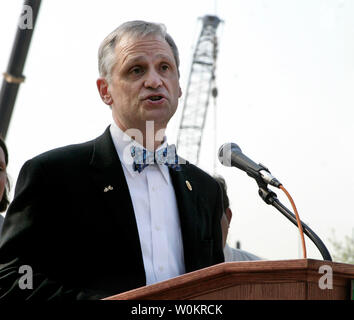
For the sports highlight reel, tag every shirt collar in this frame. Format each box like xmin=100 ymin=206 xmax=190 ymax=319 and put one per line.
xmin=109 ymin=122 xmax=170 ymax=183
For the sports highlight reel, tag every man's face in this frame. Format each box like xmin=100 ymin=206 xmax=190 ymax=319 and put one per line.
xmin=105 ymin=34 xmax=182 ymax=132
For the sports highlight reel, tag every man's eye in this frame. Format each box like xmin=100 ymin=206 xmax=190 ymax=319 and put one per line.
xmin=130 ymin=67 xmax=143 ymax=75
xmin=161 ymin=64 xmax=169 ymax=71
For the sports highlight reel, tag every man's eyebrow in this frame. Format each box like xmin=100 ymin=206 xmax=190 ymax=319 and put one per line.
xmin=154 ymin=54 xmax=174 ymax=62
xmin=123 ymin=54 xmax=174 ymax=67
xmin=122 ymin=55 xmax=147 ymax=67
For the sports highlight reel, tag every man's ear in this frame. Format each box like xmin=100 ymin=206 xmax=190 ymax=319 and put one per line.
xmin=96 ymin=78 xmax=113 ymax=105
xmin=225 ymin=207 xmax=233 ymax=224
xmin=178 ymin=86 xmax=182 ymax=98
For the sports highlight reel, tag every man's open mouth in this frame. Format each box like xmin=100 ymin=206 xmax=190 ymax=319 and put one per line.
xmin=148 ymin=95 xmax=164 ymax=101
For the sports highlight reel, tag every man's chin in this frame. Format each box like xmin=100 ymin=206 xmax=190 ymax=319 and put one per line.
xmin=142 ymin=109 xmax=173 ymax=124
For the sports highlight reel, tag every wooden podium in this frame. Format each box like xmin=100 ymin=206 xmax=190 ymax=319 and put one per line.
xmin=104 ymin=259 xmax=354 ymax=300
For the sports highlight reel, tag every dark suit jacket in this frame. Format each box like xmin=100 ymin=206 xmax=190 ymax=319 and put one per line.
xmin=0 ymin=127 xmax=224 ymax=300
xmin=0 ymin=215 xmax=4 ymax=237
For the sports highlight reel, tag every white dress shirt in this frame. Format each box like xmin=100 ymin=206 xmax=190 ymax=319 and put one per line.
xmin=110 ymin=122 xmax=185 ymax=285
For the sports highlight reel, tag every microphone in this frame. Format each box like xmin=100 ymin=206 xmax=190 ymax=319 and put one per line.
xmin=218 ymin=142 xmax=281 ymax=188
xmin=218 ymin=143 xmax=332 ymax=261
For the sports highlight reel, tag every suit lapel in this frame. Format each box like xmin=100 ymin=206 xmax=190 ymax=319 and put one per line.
xmin=88 ymin=127 xmax=145 ymax=272
xmin=89 ymin=127 xmax=132 ymax=204
xmin=169 ymin=166 xmax=200 ymax=273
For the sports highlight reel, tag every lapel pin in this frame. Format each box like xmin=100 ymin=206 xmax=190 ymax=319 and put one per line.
xmin=104 ymin=185 xmax=114 ymax=192
xmin=185 ymin=180 xmax=192 ymax=191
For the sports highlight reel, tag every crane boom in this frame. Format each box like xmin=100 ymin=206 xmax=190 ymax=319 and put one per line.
xmin=176 ymin=15 xmax=221 ymax=165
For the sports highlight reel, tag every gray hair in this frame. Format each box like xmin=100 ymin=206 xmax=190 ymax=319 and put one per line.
xmin=98 ymin=20 xmax=180 ymax=82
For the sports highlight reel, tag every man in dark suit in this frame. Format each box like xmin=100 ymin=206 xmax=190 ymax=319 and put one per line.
xmin=0 ymin=20 xmax=224 ymax=300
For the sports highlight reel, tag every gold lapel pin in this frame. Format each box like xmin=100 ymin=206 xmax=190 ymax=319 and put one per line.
xmin=104 ymin=185 xmax=114 ymax=192
xmin=185 ymin=180 xmax=192 ymax=191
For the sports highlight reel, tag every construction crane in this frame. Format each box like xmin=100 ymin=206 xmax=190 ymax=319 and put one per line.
xmin=176 ymin=15 xmax=222 ymax=167
xmin=0 ymin=0 xmax=42 ymax=139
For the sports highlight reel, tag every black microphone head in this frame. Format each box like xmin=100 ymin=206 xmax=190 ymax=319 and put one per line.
xmin=218 ymin=143 xmax=242 ymax=167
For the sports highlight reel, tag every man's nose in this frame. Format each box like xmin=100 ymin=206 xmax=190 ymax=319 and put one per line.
xmin=144 ymin=69 xmax=162 ymax=89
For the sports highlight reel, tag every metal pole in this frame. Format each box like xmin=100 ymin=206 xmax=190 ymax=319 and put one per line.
xmin=0 ymin=0 xmax=41 ymax=139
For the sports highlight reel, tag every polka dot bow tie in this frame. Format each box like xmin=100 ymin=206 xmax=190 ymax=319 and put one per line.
xmin=130 ymin=144 xmax=182 ymax=173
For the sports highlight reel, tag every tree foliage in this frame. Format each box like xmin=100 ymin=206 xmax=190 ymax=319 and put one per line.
xmin=327 ymin=230 xmax=354 ymax=264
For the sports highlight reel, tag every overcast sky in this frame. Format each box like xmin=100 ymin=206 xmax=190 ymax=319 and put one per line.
xmin=1 ymin=0 xmax=353 ymax=261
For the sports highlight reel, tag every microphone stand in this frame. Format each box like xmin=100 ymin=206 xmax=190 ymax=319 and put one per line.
xmin=256 ymin=180 xmax=332 ymax=261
